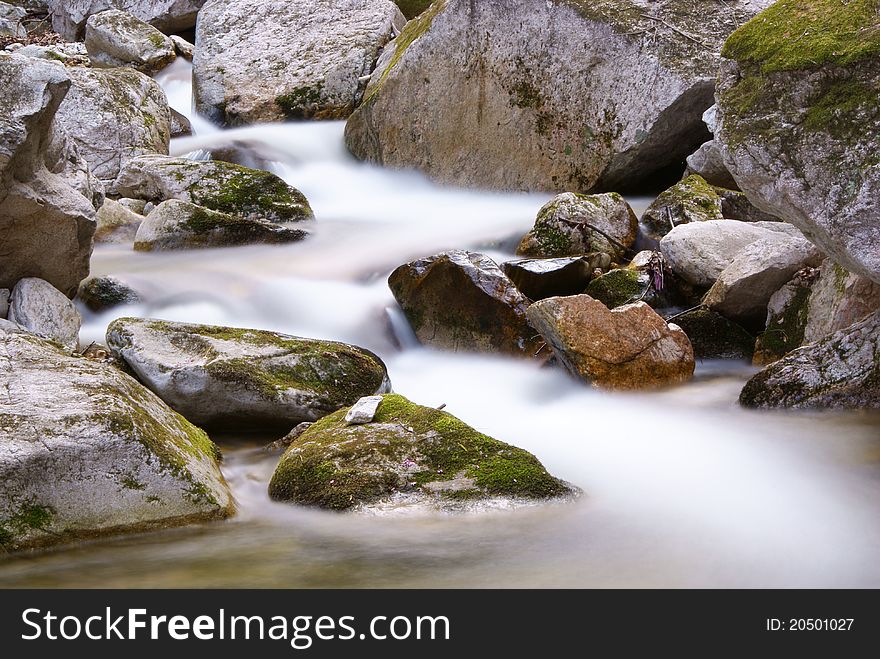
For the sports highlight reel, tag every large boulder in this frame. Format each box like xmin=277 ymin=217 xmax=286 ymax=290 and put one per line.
xmin=94 ymin=197 xmax=144 ymax=243
xmin=269 ymin=393 xmax=575 ymax=511
xmin=388 ymin=250 xmax=541 ymax=357
xmin=55 ymin=67 xmax=170 ymax=187
xmin=114 ymin=155 xmax=314 ymax=225
xmin=802 ymin=260 xmax=880 ymax=344
xmin=716 ymin=0 xmax=880 ymax=284
xmin=516 ymin=192 xmax=637 ymax=260
xmin=193 ymin=0 xmax=405 ymax=125
xmin=106 ymin=318 xmax=392 ymax=431
xmin=0 ymin=2 xmax=27 ymax=41
xmin=640 ymin=175 xmax=723 ymax=241
xmin=0 ymin=54 xmax=97 ymax=297
xmin=0 ymin=325 xmax=233 ymax=552
xmin=526 ymin=294 xmax=695 ymax=390
xmin=740 ymin=310 xmax=880 ymax=409
xmin=345 ymin=0 xmax=772 ymax=192
xmin=85 ymin=9 xmax=176 ymax=73
xmin=7 ymin=277 xmax=81 ymax=350
xmin=49 ymin=1 xmax=207 ymax=40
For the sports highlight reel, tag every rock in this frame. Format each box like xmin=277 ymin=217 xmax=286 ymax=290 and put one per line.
xmin=526 ymin=295 xmax=695 ymax=390
xmin=702 ymin=234 xmax=823 ymax=326
xmin=0 ymin=288 xmax=9 ymax=318
xmin=106 ymin=318 xmax=392 ymax=431
xmin=672 ymin=308 xmax=754 ymax=361
xmin=169 ymin=108 xmax=192 ymax=138
xmin=740 ymin=310 xmax=880 ymax=409
xmin=0 ymin=54 xmax=97 ymax=297
xmin=715 ymin=187 xmax=780 ymax=223
xmin=7 ymin=278 xmax=81 ymax=350
xmin=501 ymin=255 xmax=608 ymax=301
xmin=584 ymin=268 xmax=671 ymax=310
xmin=94 ymin=198 xmax=144 ymax=243
xmin=169 ymin=34 xmax=193 ymax=61
xmin=0 ymin=2 xmax=27 ymax=40
xmin=54 ymin=67 xmax=171 ymax=187
xmin=49 ymin=0 xmax=207 ymax=40
xmin=77 ymin=275 xmax=141 ymax=312
xmin=753 ymin=267 xmax=817 ymax=365
xmin=516 ymin=193 xmax=637 ymax=260
xmin=268 ymin=393 xmax=574 ymax=511
xmin=685 ymin=140 xmax=739 ymax=190
xmin=193 ymin=0 xmax=406 ymax=125
xmin=641 ymin=175 xmax=723 ymax=241
xmin=344 ymin=395 xmax=383 ymax=425
xmin=395 ymin=0 xmax=431 ymax=19
xmin=265 ymin=421 xmax=313 ymax=454
xmin=716 ymin=0 xmax=880 ymax=284
xmin=345 ymin=0 xmax=772 ymax=192
xmin=388 ymin=250 xmax=541 ymax=357
xmin=13 ymin=42 xmax=91 ymax=66
xmin=114 ymin=155 xmax=314 ymax=225
xmin=0 ymin=324 xmax=232 ymax=551
xmin=134 ymin=199 xmax=310 ymax=251
xmin=117 ymin=197 xmax=147 ymax=214
xmin=85 ymin=10 xmax=176 ymax=74
xmin=803 ymin=260 xmax=880 ymax=344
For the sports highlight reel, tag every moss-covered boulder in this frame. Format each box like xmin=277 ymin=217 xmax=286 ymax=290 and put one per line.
xmin=753 ymin=267 xmax=817 ymax=365
xmin=501 ymin=254 xmax=609 ymax=301
xmin=106 ymin=318 xmax=391 ymax=431
xmin=268 ymin=394 xmax=575 ymax=511
xmin=672 ymin=308 xmax=754 ymax=361
xmin=77 ymin=275 xmax=142 ymax=312
xmin=134 ymin=199 xmax=309 ymax=251
xmin=641 ymin=175 xmax=723 ymax=241
xmin=716 ymin=0 xmax=880 ymax=284
xmin=85 ymin=9 xmax=176 ymax=73
xmin=114 ymin=154 xmax=314 ymax=225
xmin=586 ymin=268 xmax=660 ymax=309
xmin=0 ymin=323 xmax=233 ymax=552
xmin=49 ymin=0 xmax=206 ymax=40
xmin=516 ymin=193 xmax=637 ymax=260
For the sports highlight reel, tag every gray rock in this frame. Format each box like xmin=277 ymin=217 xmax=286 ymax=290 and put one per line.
xmin=803 ymin=260 xmax=880 ymax=344
xmin=0 ymin=2 xmax=27 ymax=40
xmin=77 ymin=275 xmax=141 ymax=312
xmin=0 ymin=54 xmax=97 ymax=297
xmin=169 ymin=107 xmax=192 ymax=138
xmin=94 ymin=198 xmax=144 ymax=243
xmin=344 ymin=395 xmax=383 ymax=425
xmin=169 ymin=34 xmax=193 ymax=61
xmin=0 ymin=288 xmax=8 ymax=318
xmin=117 ymin=197 xmax=147 ymax=214
xmin=0 ymin=324 xmax=233 ymax=552
xmin=194 ymin=0 xmax=406 ymax=125
xmin=13 ymin=42 xmax=91 ymax=66
xmin=685 ymin=140 xmax=739 ymax=190
xmin=740 ymin=310 xmax=880 ymax=410
xmin=715 ymin=187 xmax=780 ymax=223
xmin=753 ymin=267 xmax=817 ymax=366
xmin=106 ymin=318 xmax=392 ymax=431
xmin=85 ymin=9 xmax=176 ymax=74
xmin=8 ymin=277 xmax=81 ymax=350
xmin=501 ymin=254 xmax=608 ymax=301
xmin=134 ymin=199 xmax=310 ymax=251
xmin=49 ymin=0 xmax=207 ymax=40
xmin=641 ymin=175 xmax=723 ymax=241
xmin=345 ymin=0 xmax=772 ymax=192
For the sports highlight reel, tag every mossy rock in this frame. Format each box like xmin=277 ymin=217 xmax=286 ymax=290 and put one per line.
xmin=395 ymin=0 xmax=433 ymax=19
xmin=753 ymin=270 xmax=816 ymax=365
xmin=586 ymin=268 xmax=647 ymax=309
xmin=671 ymin=309 xmax=754 ymax=361
xmin=77 ymin=276 xmax=141 ymax=312
xmin=269 ymin=394 xmax=576 ymax=511
xmin=641 ymin=175 xmax=724 ymax=241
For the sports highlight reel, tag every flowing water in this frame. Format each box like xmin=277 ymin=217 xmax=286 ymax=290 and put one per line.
xmin=2 ymin=60 xmax=880 ymax=588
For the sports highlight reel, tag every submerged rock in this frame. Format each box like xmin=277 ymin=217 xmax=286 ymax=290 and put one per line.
xmin=134 ymin=199 xmax=309 ymax=251
xmin=49 ymin=0 xmax=207 ymax=40
xmin=268 ymin=393 xmax=575 ymax=511
xmin=0 ymin=325 xmax=233 ymax=551
xmin=640 ymin=175 xmax=723 ymax=241
xmin=194 ymin=0 xmax=405 ymax=125
xmin=7 ymin=277 xmax=81 ymax=350
xmin=671 ymin=308 xmax=754 ymax=361
xmin=106 ymin=318 xmax=391 ymax=431
xmin=388 ymin=250 xmax=541 ymax=357
xmin=501 ymin=254 xmax=608 ymax=301
xmin=527 ymin=295 xmax=695 ymax=390
xmin=516 ymin=193 xmax=637 ymax=260
xmin=94 ymin=198 xmax=144 ymax=243
xmin=77 ymin=275 xmax=141 ymax=312
xmin=85 ymin=9 xmax=176 ymax=73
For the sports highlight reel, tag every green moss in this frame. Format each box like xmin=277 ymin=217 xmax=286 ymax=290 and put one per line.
xmin=802 ymin=78 xmax=879 ymax=136
xmin=0 ymin=503 xmax=55 ymax=547
xmin=275 ymin=84 xmax=343 ymax=120
xmin=586 ymin=269 xmax=644 ymax=308
xmin=395 ymin=0 xmax=433 ymax=19
xmin=754 ymin=282 xmax=812 ymax=362
xmin=148 ymin=32 xmax=167 ymax=49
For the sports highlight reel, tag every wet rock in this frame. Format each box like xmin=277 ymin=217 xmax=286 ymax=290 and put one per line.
xmin=85 ymin=9 xmax=176 ymax=73
xmin=740 ymin=310 xmax=880 ymax=410
xmin=194 ymin=0 xmax=405 ymax=125
xmin=388 ymin=250 xmax=541 ymax=357
xmin=134 ymin=199 xmax=309 ymax=251
xmin=527 ymin=295 xmax=695 ymax=390
xmin=268 ymin=393 xmax=575 ymax=511
xmin=169 ymin=108 xmax=192 ymax=138
xmin=7 ymin=278 xmax=81 ymax=350
xmin=345 ymin=395 xmax=383 ymax=425
xmin=501 ymin=255 xmax=608 ymax=301
xmin=77 ymin=275 xmax=141 ymax=312
xmin=49 ymin=0 xmax=207 ymax=40
xmin=641 ymin=175 xmax=723 ymax=241
xmin=802 ymin=260 xmax=880 ymax=344
xmin=671 ymin=308 xmax=754 ymax=361
xmin=753 ymin=267 xmax=817 ymax=366
xmin=106 ymin=318 xmax=392 ymax=431
xmin=114 ymin=154 xmax=314 ymax=225
xmin=0 ymin=324 xmax=233 ymax=552
xmin=94 ymin=198 xmax=145 ymax=243
xmin=516 ymin=193 xmax=637 ymax=261
xmin=345 ymin=0 xmax=771 ymax=192
xmin=716 ymin=0 xmax=880 ymax=284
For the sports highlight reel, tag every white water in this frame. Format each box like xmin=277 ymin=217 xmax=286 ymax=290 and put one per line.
xmin=2 ymin=62 xmax=879 ymax=588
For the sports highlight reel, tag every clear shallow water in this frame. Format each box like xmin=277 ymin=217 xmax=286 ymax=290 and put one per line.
xmin=3 ymin=64 xmax=880 ymax=588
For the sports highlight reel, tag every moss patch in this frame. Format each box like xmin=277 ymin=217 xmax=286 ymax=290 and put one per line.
xmin=0 ymin=503 xmax=55 ymax=548
xmin=586 ymin=269 xmax=644 ymax=308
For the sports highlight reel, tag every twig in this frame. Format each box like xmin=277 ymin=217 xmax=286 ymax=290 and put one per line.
xmin=664 ymin=303 xmax=707 ymax=323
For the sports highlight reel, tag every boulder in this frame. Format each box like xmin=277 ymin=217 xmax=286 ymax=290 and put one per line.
xmin=501 ymin=254 xmax=608 ymax=301
xmin=193 ymin=0 xmax=406 ymax=125
xmin=715 ymin=187 xmax=780 ymax=223
xmin=0 ymin=54 xmax=97 ymax=297
xmin=685 ymin=140 xmax=738 ymax=190
xmin=85 ymin=9 xmax=176 ymax=74
xmin=345 ymin=0 xmax=772 ymax=192
xmin=54 ymin=66 xmax=170 ymax=187
xmin=13 ymin=42 xmax=91 ymax=66
xmin=94 ymin=197 xmax=144 ymax=243
xmin=753 ymin=267 xmax=817 ymax=366
xmin=388 ymin=250 xmax=541 ymax=357
xmin=49 ymin=0 xmax=207 ymax=40
xmin=268 ymin=393 xmax=574 ymax=511
xmin=803 ymin=260 xmax=880 ymax=344
xmin=671 ymin=308 xmax=754 ymax=361
xmin=106 ymin=318 xmax=392 ymax=431
xmin=640 ymin=175 xmax=723 ymax=241
xmin=0 ymin=2 xmax=26 ymax=40
xmin=77 ymin=275 xmax=141 ymax=312
xmin=716 ymin=0 xmax=880 ymax=284
xmin=526 ymin=295 xmax=695 ymax=390
xmin=7 ymin=277 xmax=81 ymax=349
xmin=584 ymin=267 xmax=674 ymax=310
xmin=516 ymin=192 xmax=637 ymax=260
xmin=169 ymin=34 xmax=192 ymax=61
xmin=169 ymin=108 xmax=192 ymax=138
xmin=114 ymin=155 xmax=314 ymax=225
xmin=0 ymin=324 xmax=233 ymax=552
xmin=134 ymin=199 xmax=309 ymax=251
xmin=740 ymin=310 xmax=880 ymax=409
